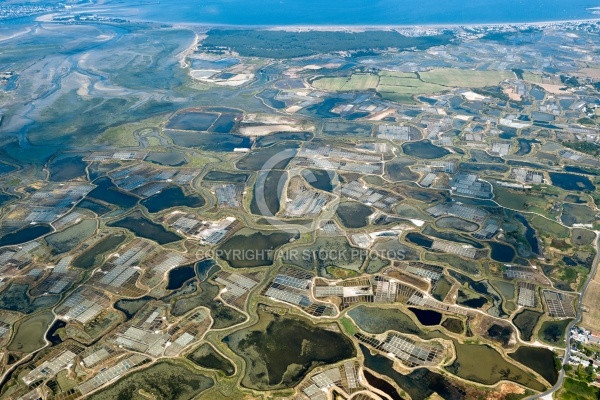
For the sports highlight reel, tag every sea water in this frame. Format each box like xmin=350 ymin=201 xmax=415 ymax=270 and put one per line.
xmin=99 ymin=0 xmax=599 ymax=26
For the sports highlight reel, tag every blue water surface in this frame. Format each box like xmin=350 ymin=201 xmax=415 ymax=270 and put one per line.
xmin=103 ymin=0 xmax=599 ymax=26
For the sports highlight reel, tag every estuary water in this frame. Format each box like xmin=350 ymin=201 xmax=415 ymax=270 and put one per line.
xmin=100 ymin=0 xmax=599 ymax=26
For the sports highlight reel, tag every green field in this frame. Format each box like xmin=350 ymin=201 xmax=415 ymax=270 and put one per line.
xmin=312 ymin=69 xmax=514 ymax=103
xmin=419 ymin=69 xmax=514 ymax=87
xmin=313 ymin=73 xmax=380 ymax=91
xmin=529 ymin=215 xmax=570 ymax=239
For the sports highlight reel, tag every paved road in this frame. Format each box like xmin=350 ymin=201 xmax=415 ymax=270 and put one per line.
xmin=527 ymin=230 xmax=600 ymax=399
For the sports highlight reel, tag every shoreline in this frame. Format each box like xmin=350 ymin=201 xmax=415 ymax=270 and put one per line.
xmin=38 ymin=2 xmax=600 ymax=32
xmin=150 ymin=18 xmax=600 ymax=31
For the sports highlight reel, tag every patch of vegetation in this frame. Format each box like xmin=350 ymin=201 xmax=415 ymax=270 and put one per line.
xmin=557 ymin=376 xmax=600 ymax=400
xmin=539 ymin=319 xmax=572 ymax=346
xmin=201 ymin=30 xmax=454 ymax=58
xmin=188 ymin=343 xmax=235 ymax=376
xmin=562 ymin=141 xmax=600 ymax=158
xmin=88 ymin=361 xmax=213 ymax=400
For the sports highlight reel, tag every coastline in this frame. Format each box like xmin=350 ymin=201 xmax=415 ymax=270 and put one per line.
xmin=148 ymin=17 xmax=600 ymax=32
xmin=36 ymin=1 xmax=600 ymax=32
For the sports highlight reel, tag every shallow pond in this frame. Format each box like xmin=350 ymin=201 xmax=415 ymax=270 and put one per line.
xmin=166 ymin=131 xmax=251 ymax=152
xmin=0 ymin=283 xmax=60 ymax=314
xmin=45 ymin=219 xmax=97 ymax=254
xmin=361 ymin=344 xmax=465 ymax=400
xmin=187 ymin=343 xmax=235 ymax=376
xmin=196 ymin=258 xmax=218 ymax=280
xmin=141 ymin=186 xmax=205 ymax=213
xmin=363 ymin=370 xmax=403 ymax=400
xmin=218 ymin=228 xmax=298 ymax=268
xmin=45 ymin=319 xmax=67 ymax=346
xmin=236 ymin=143 xmax=299 ymax=171
xmin=408 ymin=307 xmax=442 ymax=326
xmin=402 ymin=140 xmax=450 ymax=159
xmin=302 ymin=168 xmax=337 ymax=192
xmin=145 ymin=151 xmax=187 ymax=166
xmin=226 ymin=310 xmax=355 ymax=389
xmin=49 ymin=155 xmax=87 ymax=181
xmin=8 ymin=311 xmax=54 ymax=353
xmin=256 ymin=131 xmax=313 ymax=147
xmin=107 ymin=211 xmax=182 ymax=244
xmin=509 ymin=346 xmax=558 ymax=385
xmin=167 ymin=111 xmax=219 ymax=131
xmin=250 ymin=169 xmax=287 ymax=216
xmin=203 ymin=170 xmax=249 ymax=183
xmin=171 ymin=280 xmax=245 ymax=329
xmin=166 ymin=263 xmax=196 ymax=290
xmin=0 ymin=224 xmax=52 ymax=247
xmin=348 ymin=305 xmax=424 ymax=337
xmin=441 ymin=317 xmax=464 ymax=334
xmin=336 ymin=201 xmax=373 ymax=228
xmin=515 ymin=213 xmax=540 ymax=255
xmin=88 ymin=177 xmax=139 ymax=209
xmin=114 ymin=296 xmax=155 ymax=320
xmin=539 ymin=319 xmax=572 ymax=346
xmin=88 ymin=361 xmax=213 ymax=400
xmin=487 ymin=241 xmax=516 ymax=263
xmin=435 ymin=216 xmax=479 ymax=232
xmin=549 ymin=172 xmax=595 ymax=191
xmin=72 ymin=234 xmax=126 ymax=269
xmin=447 ymin=340 xmax=546 ymax=391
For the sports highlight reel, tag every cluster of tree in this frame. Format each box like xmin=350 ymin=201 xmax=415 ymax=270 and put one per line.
xmin=562 ymin=141 xmax=600 ymax=157
xmin=565 ymin=363 xmax=600 ymax=383
xmin=560 ymin=74 xmax=581 ymax=87
xmin=200 ymin=30 xmax=455 ymax=58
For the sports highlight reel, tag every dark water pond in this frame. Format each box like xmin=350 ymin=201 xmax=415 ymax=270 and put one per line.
xmin=72 ymin=234 xmax=126 ymax=269
xmin=513 ymin=309 xmax=543 ymax=341
xmin=88 ymin=177 xmax=139 ymax=208
xmin=515 ymin=213 xmax=539 ymax=255
xmin=302 ymin=168 xmax=337 ymax=192
xmin=107 ymin=211 xmax=182 ymax=244
xmin=166 ymin=264 xmax=196 ymax=290
xmin=196 ymin=258 xmax=218 ymax=280
xmin=405 ymin=232 xmax=433 ymax=248
xmin=115 ymin=296 xmax=155 ymax=320
xmin=227 ymin=311 xmax=355 ymax=388
xmin=45 ymin=319 xmax=67 ymax=346
xmin=408 ymin=307 xmax=442 ymax=326
xmin=509 ymin=346 xmax=558 ymax=385
xmin=0 ymin=224 xmax=52 ymax=247
xmin=402 ymin=140 xmax=450 ymax=159
xmin=141 ymin=186 xmax=205 ymax=213
xmin=256 ymin=131 xmax=313 ymax=147
xmin=363 ymin=369 xmax=404 ymax=400
xmin=49 ymin=156 xmax=87 ymax=181
xmin=336 ymin=201 xmax=373 ymax=228
xmin=549 ymin=172 xmax=595 ymax=191
xmin=167 ymin=111 xmax=218 ymax=131
xmin=487 ymin=241 xmax=516 ymax=263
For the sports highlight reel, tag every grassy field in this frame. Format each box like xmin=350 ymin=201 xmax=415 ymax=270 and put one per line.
xmin=529 ymin=215 xmax=570 ymax=239
xmin=557 ymin=377 xmax=600 ymax=400
xmin=377 ymin=91 xmax=420 ymax=104
xmin=312 ymin=73 xmax=379 ymax=91
xmin=582 ymin=233 xmax=600 ymax=333
xmin=343 ymin=73 xmax=380 ymax=90
xmin=582 ymin=278 xmax=600 ymax=332
xmin=419 ymin=69 xmax=514 ymax=87
xmin=97 ymin=114 xmax=168 ymax=147
xmin=523 ymin=72 xmax=562 ymax=85
xmin=340 ymin=317 xmax=358 ymax=335
xmin=312 ymin=68 xmax=514 ymax=104
xmin=494 ymin=186 xmax=557 ymax=219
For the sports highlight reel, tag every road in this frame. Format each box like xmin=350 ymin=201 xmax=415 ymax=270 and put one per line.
xmin=527 ymin=230 xmax=600 ymax=399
